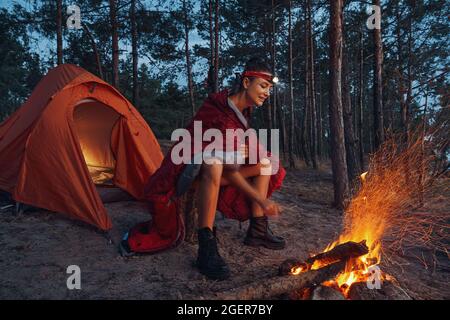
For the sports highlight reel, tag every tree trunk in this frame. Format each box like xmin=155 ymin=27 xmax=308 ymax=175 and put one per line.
xmin=358 ymin=27 xmax=364 ymax=168
xmin=56 ymin=0 xmax=63 ymax=65
xmin=109 ymin=0 xmax=119 ymax=88
xmin=373 ymin=0 xmax=384 ymax=148
xmin=300 ymin=110 xmax=311 ymax=166
xmin=264 ymin=17 xmax=272 ymax=130
xmin=317 ymin=73 xmax=323 ymax=159
xmin=396 ymin=2 xmax=405 ymax=133
xmin=403 ymin=1 xmax=415 ymax=186
xmin=418 ymin=86 xmax=428 ymax=206
xmin=82 ymin=24 xmax=103 ymax=79
xmin=209 ymin=0 xmax=215 ymax=68
xmin=130 ymin=0 xmax=138 ymax=106
xmin=303 ymin=8 xmax=311 ymax=166
xmin=343 ymin=38 xmax=361 ymax=184
xmin=328 ymin=0 xmax=349 ymax=209
xmin=267 ymin=95 xmax=273 ymax=129
xmin=405 ymin=1 xmax=415 ymax=143
xmin=288 ymin=0 xmax=296 ymax=169
xmin=271 ymin=0 xmax=277 ymax=129
xmin=396 ymin=2 xmax=410 ymax=148
xmin=295 ymin=123 xmax=303 ymax=158
xmin=277 ymin=91 xmax=288 ymax=155
xmin=213 ymin=0 xmax=220 ymax=93
xmin=183 ymin=0 xmax=195 ymax=117
xmin=301 ymin=101 xmax=311 ymax=167
xmin=307 ymin=0 xmax=318 ymax=169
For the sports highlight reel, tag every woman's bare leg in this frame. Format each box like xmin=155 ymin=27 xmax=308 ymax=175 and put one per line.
xmin=219 ymin=164 xmax=261 ymax=186
xmin=242 ymin=160 xmax=285 ymax=250
xmin=196 ymin=160 xmax=230 ymax=280
xmin=220 ymin=163 xmax=279 ymax=216
xmin=221 ymin=162 xmax=273 ymax=217
xmin=250 ymin=174 xmax=271 ymax=217
xmin=198 ymin=161 xmax=223 ymax=229
xmin=198 ymin=162 xmax=265 ymax=229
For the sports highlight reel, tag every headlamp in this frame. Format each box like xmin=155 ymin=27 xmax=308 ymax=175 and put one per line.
xmin=242 ymin=71 xmax=279 ymax=84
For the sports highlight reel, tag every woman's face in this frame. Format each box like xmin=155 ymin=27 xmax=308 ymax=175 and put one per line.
xmin=243 ymin=73 xmax=273 ymax=107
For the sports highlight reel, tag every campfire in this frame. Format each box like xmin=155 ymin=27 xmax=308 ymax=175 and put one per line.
xmin=287 ymin=172 xmax=391 ymax=299
xmin=284 ymin=131 xmax=447 ymax=300
xmin=209 ymin=131 xmax=447 ymax=301
xmin=286 ymin=238 xmax=391 ymax=299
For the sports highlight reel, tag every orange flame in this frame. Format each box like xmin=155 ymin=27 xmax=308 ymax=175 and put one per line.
xmin=294 ymin=171 xmax=388 ymax=297
xmin=291 ymin=131 xmax=448 ymax=299
xmin=316 ymin=172 xmax=385 ymax=294
xmin=291 ymin=265 xmax=306 ymax=275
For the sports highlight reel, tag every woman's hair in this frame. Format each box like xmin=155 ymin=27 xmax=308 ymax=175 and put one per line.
xmin=230 ymin=57 xmax=272 ymax=94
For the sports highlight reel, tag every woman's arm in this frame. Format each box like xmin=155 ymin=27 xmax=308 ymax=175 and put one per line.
xmin=219 ymin=163 xmax=261 ymax=186
xmin=220 ymin=164 xmax=280 ymax=216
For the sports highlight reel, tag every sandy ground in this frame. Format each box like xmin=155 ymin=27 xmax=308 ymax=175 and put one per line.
xmin=0 ymin=165 xmax=448 ymax=300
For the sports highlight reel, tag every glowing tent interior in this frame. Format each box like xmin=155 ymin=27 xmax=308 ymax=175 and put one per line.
xmin=0 ymin=64 xmax=163 ymax=230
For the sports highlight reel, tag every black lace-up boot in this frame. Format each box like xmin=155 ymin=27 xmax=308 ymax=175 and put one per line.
xmin=196 ymin=227 xmax=230 ymax=280
xmin=244 ymin=216 xmax=286 ymax=250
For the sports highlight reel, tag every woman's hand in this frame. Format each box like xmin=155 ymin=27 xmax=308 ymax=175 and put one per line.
xmin=260 ymin=199 xmax=281 ymax=216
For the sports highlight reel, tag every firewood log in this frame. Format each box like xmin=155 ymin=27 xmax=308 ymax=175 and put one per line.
xmin=207 ymin=260 xmax=347 ymax=300
xmin=305 ymin=240 xmax=369 ymax=268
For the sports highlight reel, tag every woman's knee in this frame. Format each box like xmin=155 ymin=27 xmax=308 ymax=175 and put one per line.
xmin=200 ymin=159 xmax=223 ymax=184
xmin=247 ymin=158 xmax=272 ymax=177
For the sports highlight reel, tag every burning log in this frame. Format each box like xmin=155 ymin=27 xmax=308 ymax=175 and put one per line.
xmin=278 ymin=259 xmax=307 ymax=276
xmin=208 ymin=260 xmax=347 ymax=300
xmin=278 ymin=240 xmax=370 ymax=276
xmin=305 ymin=240 xmax=369 ymax=268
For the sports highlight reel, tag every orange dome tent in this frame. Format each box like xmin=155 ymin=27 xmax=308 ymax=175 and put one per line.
xmin=0 ymin=64 xmax=163 ymax=230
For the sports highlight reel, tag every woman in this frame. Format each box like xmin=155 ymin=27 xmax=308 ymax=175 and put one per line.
xmin=121 ymin=57 xmax=286 ymax=281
